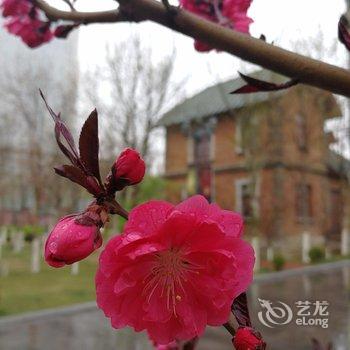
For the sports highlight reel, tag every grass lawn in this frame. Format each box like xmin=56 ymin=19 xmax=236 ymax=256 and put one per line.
xmin=0 ymin=243 xmax=100 ymax=316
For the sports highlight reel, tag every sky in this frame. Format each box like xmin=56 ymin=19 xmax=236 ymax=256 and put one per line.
xmin=76 ymin=0 xmax=349 ymax=97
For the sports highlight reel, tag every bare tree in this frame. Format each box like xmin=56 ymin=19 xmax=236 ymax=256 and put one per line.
xmin=83 ymin=33 xmax=186 ymax=169
xmin=0 ymin=59 xmax=81 ymax=222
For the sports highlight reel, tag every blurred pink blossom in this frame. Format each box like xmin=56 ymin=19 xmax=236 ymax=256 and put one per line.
xmin=4 ymin=14 xmax=53 ymax=48
xmin=1 ymin=0 xmax=30 ymax=17
xmin=180 ymin=0 xmax=253 ymax=51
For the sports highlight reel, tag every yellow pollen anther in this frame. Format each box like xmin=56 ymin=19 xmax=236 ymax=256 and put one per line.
xmin=176 ymin=295 xmax=182 ymax=301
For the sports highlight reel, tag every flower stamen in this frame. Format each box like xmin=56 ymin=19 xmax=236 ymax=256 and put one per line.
xmin=143 ymin=248 xmax=200 ymax=314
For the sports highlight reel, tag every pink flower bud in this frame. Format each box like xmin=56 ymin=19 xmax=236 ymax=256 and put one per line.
xmin=113 ymin=148 xmax=145 ymax=186
xmin=44 ymin=215 xmax=102 ymax=268
xmin=233 ymin=327 xmax=266 ymax=350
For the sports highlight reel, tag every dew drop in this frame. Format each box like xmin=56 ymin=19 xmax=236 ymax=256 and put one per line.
xmin=49 ymin=242 xmax=58 ymax=253
xmin=126 ymin=233 xmax=141 ymax=241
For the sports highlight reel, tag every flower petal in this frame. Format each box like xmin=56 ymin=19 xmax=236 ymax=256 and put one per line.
xmin=125 ymin=200 xmax=174 ymax=237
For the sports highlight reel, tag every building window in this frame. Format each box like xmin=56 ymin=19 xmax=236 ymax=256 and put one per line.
xmin=194 ymin=132 xmax=211 ymax=164
xmin=187 ymin=136 xmax=194 ymax=164
xmin=296 ymin=114 xmax=308 ymax=152
xmin=235 ymin=179 xmax=254 ymax=218
xmin=296 ymin=183 xmax=313 ymax=221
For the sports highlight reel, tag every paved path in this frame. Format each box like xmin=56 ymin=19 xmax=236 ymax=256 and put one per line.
xmin=1 ymin=260 xmax=349 ymax=350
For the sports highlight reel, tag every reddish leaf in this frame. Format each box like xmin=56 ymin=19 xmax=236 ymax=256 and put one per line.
xmin=338 ymin=15 xmax=350 ymax=51
xmin=79 ymin=109 xmax=102 ymax=185
xmin=231 ymin=292 xmax=252 ymax=327
xmin=230 ymin=72 xmax=298 ymax=94
xmin=40 ymin=90 xmax=80 ymax=166
xmin=54 ymin=165 xmax=100 ymax=196
xmin=54 ymin=24 xmax=79 ymax=39
xmin=54 ymin=123 xmax=80 ymax=167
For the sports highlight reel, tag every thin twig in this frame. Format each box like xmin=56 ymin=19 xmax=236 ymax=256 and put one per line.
xmin=223 ymin=321 xmax=236 ymax=337
xmin=108 ymin=199 xmax=129 ymax=220
xmin=34 ymin=0 xmax=124 ymax=23
xmin=60 ymin=0 xmax=76 ymax=12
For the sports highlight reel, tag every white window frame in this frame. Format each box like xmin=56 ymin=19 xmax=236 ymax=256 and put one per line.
xmin=235 ymin=178 xmax=251 ymax=214
xmin=235 ymin=117 xmax=243 ymax=155
xmin=235 ymin=177 xmax=260 ymax=217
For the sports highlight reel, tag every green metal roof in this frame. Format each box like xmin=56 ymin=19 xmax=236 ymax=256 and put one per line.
xmin=158 ymin=70 xmax=289 ymax=127
xmin=327 ymin=150 xmax=350 ymax=177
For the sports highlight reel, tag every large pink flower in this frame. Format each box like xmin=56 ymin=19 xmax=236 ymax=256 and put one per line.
xmin=179 ymin=0 xmax=253 ymax=51
xmin=96 ymin=195 xmax=254 ymax=344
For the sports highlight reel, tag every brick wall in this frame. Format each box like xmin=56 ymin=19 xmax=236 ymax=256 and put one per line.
xmin=164 ymin=86 xmax=345 ymax=250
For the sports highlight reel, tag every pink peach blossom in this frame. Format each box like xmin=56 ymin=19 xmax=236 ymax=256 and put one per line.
xmin=179 ymin=0 xmax=253 ymax=51
xmin=96 ymin=195 xmax=254 ymax=344
xmin=1 ymin=0 xmax=30 ymax=17
xmin=5 ymin=16 xmax=53 ymax=48
xmin=45 ymin=215 xmax=102 ymax=267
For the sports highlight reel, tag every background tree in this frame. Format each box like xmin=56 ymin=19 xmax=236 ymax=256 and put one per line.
xmin=83 ymin=33 xmax=186 ymax=204
xmin=0 ymin=60 xmax=81 ymax=224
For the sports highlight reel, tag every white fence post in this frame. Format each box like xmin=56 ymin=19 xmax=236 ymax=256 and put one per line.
xmin=266 ymin=246 xmax=274 ymax=262
xmin=302 ymin=232 xmax=311 ymax=264
xmin=31 ymin=238 xmax=40 ymax=273
xmin=71 ymin=262 xmax=79 ymax=275
xmin=13 ymin=232 xmax=24 ymax=253
xmin=41 ymin=235 xmax=47 ymax=258
xmin=252 ymin=237 xmax=260 ymax=271
xmin=0 ymin=230 xmax=6 ymax=260
xmin=341 ymin=228 xmax=349 ymax=256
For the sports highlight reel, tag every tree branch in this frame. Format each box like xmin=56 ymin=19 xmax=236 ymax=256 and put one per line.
xmin=35 ymin=0 xmax=350 ymax=97
xmin=223 ymin=320 xmax=236 ymax=337
xmin=34 ymin=0 xmax=124 ymax=23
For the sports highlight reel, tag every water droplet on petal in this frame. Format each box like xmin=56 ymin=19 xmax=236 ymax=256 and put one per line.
xmin=139 ymin=222 xmax=147 ymax=229
xmin=125 ymin=233 xmax=141 ymax=242
xmin=49 ymin=242 xmax=58 ymax=253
